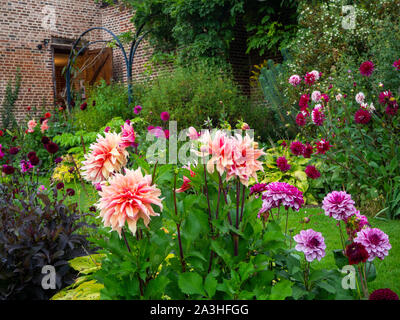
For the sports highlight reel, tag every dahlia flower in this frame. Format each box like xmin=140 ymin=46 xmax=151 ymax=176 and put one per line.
xmin=289 ymin=75 xmax=301 ymax=86
xmin=312 ymin=91 xmax=322 ymax=102
xmin=120 ymin=122 xmax=136 ymax=149
xmin=379 ymin=90 xmax=392 ymax=105
xmin=296 ymin=112 xmax=307 ymax=127
xmin=322 ymin=191 xmax=357 ymax=221
xmin=160 ymin=111 xmax=170 ymax=122
xmin=226 ymin=133 xmax=265 ymax=186
xmin=290 ymin=141 xmax=305 ymax=156
xmin=176 ymin=176 xmax=192 ymax=193
xmin=258 ymin=182 xmax=304 ymax=216
xmin=134 ymin=105 xmax=142 ymax=114
xmin=311 ymin=108 xmax=325 ymax=126
xmin=354 ymin=108 xmax=371 ymax=124
xmin=299 ymin=94 xmax=310 ymax=108
xmin=302 ymin=143 xmax=314 ymax=158
xmin=321 ymin=93 xmax=329 ymax=102
xmin=310 ymin=70 xmax=320 ymax=80
xmin=277 ymin=156 xmax=291 ymax=172
xmin=355 ymin=92 xmax=365 ymax=104
xmin=304 ymin=72 xmax=316 ymax=85
xmin=386 ymin=105 xmax=399 ymax=116
xmin=369 ymin=289 xmax=399 ymax=300
xmin=0 ymin=145 xmax=4 ymax=159
xmin=345 ymin=242 xmax=369 ymax=265
xmin=305 ymin=165 xmax=320 ymax=179
xmin=20 ymin=159 xmax=33 ymax=173
xmin=96 ymin=168 xmax=163 ymax=236
xmin=393 ymin=59 xmax=400 ymax=71
xmin=359 ymin=61 xmax=374 ymax=77
xmin=45 ymin=142 xmax=59 ymax=154
xmin=354 ymin=228 xmax=391 ymax=261
xmin=336 ymin=93 xmax=343 ymax=101
xmin=2 ymin=165 xmax=15 ymax=175
xmin=81 ymin=132 xmax=129 ymax=183
xmin=187 ymin=127 xmax=201 ymax=140
xmin=27 ymin=119 xmax=37 ymax=133
xmin=249 ymin=183 xmax=268 ymax=198
xmin=315 ymin=139 xmax=332 ymax=155
xmin=294 ymin=229 xmax=326 ymax=262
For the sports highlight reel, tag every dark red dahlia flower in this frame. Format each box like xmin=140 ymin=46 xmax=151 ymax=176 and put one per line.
xmin=80 ymin=102 xmax=88 ymax=111
xmin=249 ymin=183 xmax=268 ymax=197
xmin=359 ymin=61 xmax=374 ymax=77
xmin=303 ymin=143 xmax=314 ymax=159
xmin=290 ymin=141 xmax=305 ymax=156
xmin=30 ymin=156 xmax=40 ymax=166
xmin=379 ymin=90 xmax=393 ymax=105
xmin=66 ymin=188 xmax=75 ymax=196
xmin=56 ymin=182 xmax=64 ymax=190
xmin=345 ymin=242 xmax=369 ymax=265
xmin=354 ymin=108 xmax=371 ymax=124
xmin=299 ymin=94 xmax=310 ymax=108
xmin=9 ymin=147 xmax=20 ymax=155
xmin=2 ymin=165 xmax=15 ymax=175
xmin=41 ymin=136 xmax=51 ymax=145
xmin=386 ymin=105 xmax=399 ymax=116
xmin=315 ymin=139 xmax=332 ymax=155
xmin=394 ymin=59 xmax=400 ymax=70
xmin=277 ymin=156 xmax=291 ymax=172
xmin=27 ymin=151 xmax=37 ymax=160
xmin=45 ymin=142 xmax=59 ymax=154
xmin=305 ymin=165 xmax=320 ymax=179
xmin=369 ymin=289 xmax=399 ymax=300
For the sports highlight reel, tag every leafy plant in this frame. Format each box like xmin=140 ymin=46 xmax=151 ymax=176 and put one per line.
xmin=1 ymin=68 xmax=21 ymax=130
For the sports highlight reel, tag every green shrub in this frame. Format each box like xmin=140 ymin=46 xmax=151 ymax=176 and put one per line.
xmin=72 ymin=80 xmax=146 ymax=132
xmin=140 ymin=63 xmax=249 ymax=130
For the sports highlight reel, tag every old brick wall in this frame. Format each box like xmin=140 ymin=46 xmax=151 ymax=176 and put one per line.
xmin=0 ymin=0 xmax=103 ymax=124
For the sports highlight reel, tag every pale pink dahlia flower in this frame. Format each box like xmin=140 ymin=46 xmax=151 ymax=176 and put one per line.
xmin=27 ymin=119 xmax=37 ymax=133
xmin=294 ymin=229 xmax=326 ymax=262
xmin=288 ymin=75 xmax=301 ymax=86
xmin=354 ymin=228 xmax=391 ymax=261
xmin=322 ymin=191 xmax=357 ymax=221
xmin=120 ymin=122 xmax=136 ymax=148
xmin=81 ymin=132 xmax=129 ymax=183
xmin=258 ymin=182 xmax=304 ymax=216
xmin=96 ymin=168 xmax=163 ymax=237
xmin=311 ymin=90 xmax=322 ymax=102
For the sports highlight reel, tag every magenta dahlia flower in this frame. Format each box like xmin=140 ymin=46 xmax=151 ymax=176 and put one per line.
xmin=249 ymin=183 xmax=268 ymax=198
xmin=354 ymin=228 xmax=391 ymax=261
xmin=354 ymin=108 xmax=371 ymax=124
xmin=393 ymin=59 xmax=400 ymax=71
xmin=322 ymin=191 xmax=357 ymax=221
xmin=304 ymin=72 xmax=316 ymax=85
xmin=299 ymin=94 xmax=310 ymax=108
xmin=359 ymin=61 xmax=374 ymax=77
xmin=305 ymin=165 xmax=320 ymax=179
xmin=296 ymin=112 xmax=307 ymax=126
xmin=277 ymin=156 xmax=291 ymax=172
xmin=258 ymin=182 xmax=304 ymax=216
xmin=369 ymin=289 xmax=399 ymax=300
xmin=379 ymin=90 xmax=393 ymax=105
xmin=294 ymin=229 xmax=326 ymax=262
xmin=311 ymin=108 xmax=325 ymax=126
xmin=160 ymin=111 xmax=170 ymax=122
xmin=386 ymin=105 xmax=399 ymax=116
xmin=290 ymin=141 xmax=305 ymax=156
xmin=134 ymin=105 xmax=142 ymax=115
xmin=315 ymin=139 xmax=332 ymax=155
xmin=302 ymin=143 xmax=314 ymax=158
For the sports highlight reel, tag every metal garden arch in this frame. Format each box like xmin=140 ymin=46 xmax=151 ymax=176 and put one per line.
xmin=65 ymin=24 xmax=149 ymax=109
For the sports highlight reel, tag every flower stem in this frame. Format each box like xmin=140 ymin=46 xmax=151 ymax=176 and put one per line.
xmin=173 ymin=172 xmax=186 ymax=272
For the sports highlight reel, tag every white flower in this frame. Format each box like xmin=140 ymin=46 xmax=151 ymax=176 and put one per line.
xmin=355 ymin=92 xmax=365 ymax=104
xmin=335 ymin=93 xmax=343 ymax=101
xmin=312 ymin=91 xmax=322 ymax=102
xmin=310 ymin=70 xmax=320 ymax=80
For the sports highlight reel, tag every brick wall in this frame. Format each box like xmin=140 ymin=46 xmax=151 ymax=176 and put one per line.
xmin=0 ymin=0 xmax=104 ymax=124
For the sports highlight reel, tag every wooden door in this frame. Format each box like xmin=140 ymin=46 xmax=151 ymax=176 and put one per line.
xmin=73 ymin=47 xmax=113 ymax=97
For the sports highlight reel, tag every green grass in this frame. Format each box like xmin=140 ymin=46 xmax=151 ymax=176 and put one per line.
xmin=279 ymin=207 xmax=400 ymax=294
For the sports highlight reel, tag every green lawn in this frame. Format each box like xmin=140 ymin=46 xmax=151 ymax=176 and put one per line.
xmin=280 ymin=207 xmax=400 ymax=294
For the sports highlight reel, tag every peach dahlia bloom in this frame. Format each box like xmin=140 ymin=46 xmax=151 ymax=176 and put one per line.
xmin=96 ymin=168 xmax=163 ymax=236
xmin=81 ymin=132 xmax=129 ymax=183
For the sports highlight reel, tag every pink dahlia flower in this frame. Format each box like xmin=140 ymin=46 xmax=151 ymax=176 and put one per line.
xmin=120 ymin=122 xmax=136 ymax=148
xmin=304 ymin=72 xmax=316 ymax=85
xmin=294 ymin=229 xmax=326 ymax=262
xmin=322 ymin=191 xmax=357 ymax=221
xmin=134 ymin=105 xmax=142 ymax=114
xmin=187 ymin=127 xmax=201 ymax=140
xmin=354 ymin=228 xmax=391 ymax=261
xmin=386 ymin=105 xmax=399 ymax=116
xmin=176 ymin=176 xmax=192 ymax=193
xmin=299 ymin=94 xmax=310 ymax=108
xmin=379 ymin=90 xmax=393 ymax=105
xmin=27 ymin=119 xmax=37 ymax=133
xmin=96 ymin=168 xmax=163 ymax=237
xmin=249 ymin=183 xmax=268 ymax=198
xmin=311 ymin=90 xmax=322 ymax=102
xmin=355 ymin=92 xmax=365 ymax=105
xmin=226 ymin=133 xmax=265 ymax=186
xmin=359 ymin=61 xmax=374 ymax=77
xmin=393 ymin=59 xmax=400 ymax=71
xmin=258 ymin=182 xmax=304 ymax=216
xmin=81 ymin=132 xmax=129 ymax=183
xmin=160 ymin=111 xmax=170 ymax=122
xmin=289 ymin=75 xmax=301 ymax=86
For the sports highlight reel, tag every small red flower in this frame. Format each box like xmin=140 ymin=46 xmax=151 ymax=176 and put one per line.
xmin=27 ymin=106 xmax=31 ymax=111
xmin=393 ymin=59 xmax=400 ymax=71
xmin=305 ymin=165 xmax=320 ymax=179
xmin=45 ymin=112 xmax=51 ymax=118
xmin=0 ymin=130 xmax=3 ymax=137
xmin=296 ymin=113 xmax=307 ymax=126
xmin=359 ymin=61 xmax=374 ymax=77
xmin=354 ymin=108 xmax=371 ymax=124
